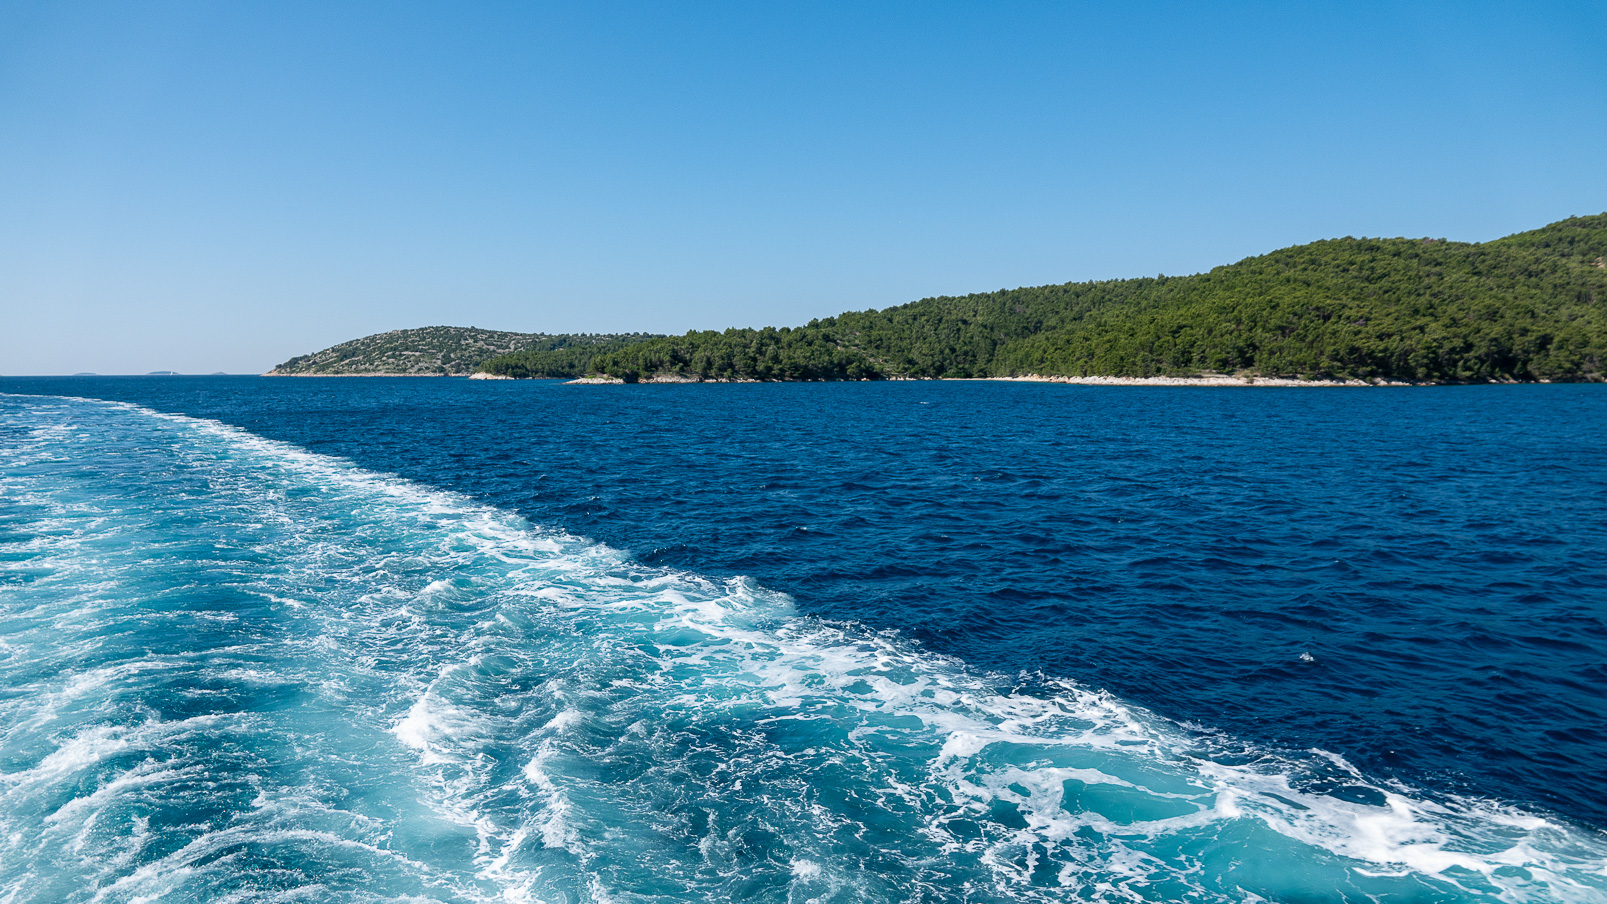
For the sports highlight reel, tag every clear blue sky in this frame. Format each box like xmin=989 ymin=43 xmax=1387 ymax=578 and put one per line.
xmin=3 ymin=1 xmax=1604 ymax=374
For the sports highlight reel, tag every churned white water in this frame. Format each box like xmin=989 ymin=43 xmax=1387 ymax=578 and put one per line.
xmin=0 ymin=394 xmax=1603 ymax=903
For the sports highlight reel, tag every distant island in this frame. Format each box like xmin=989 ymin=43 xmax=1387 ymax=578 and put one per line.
xmin=274 ymin=214 xmax=1607 ymax=384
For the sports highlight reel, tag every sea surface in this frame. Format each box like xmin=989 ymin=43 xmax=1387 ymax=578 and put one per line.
xmin=1 ymin=376 xmax=1604 ymax=903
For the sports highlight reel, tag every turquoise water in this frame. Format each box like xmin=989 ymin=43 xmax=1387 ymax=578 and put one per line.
xmin=2 ymin=389 xmax=1605 ymax=902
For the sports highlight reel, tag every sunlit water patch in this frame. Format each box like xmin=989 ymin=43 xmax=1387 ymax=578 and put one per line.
xmin=1 ymin=395 xmax=1604 ymax=903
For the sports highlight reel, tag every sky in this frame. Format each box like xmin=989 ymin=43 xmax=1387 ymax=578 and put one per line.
xmin=2 ymin=1 xmax=1605 ymax=374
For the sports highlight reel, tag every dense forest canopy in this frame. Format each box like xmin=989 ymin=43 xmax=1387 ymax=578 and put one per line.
xmin=473 ymin=335 xmax=666 ymax=379
xmin=562 ymin=213 xmax=1607 ymax=383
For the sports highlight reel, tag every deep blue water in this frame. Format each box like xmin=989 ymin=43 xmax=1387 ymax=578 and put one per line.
xmin=2 ymin=376 xmax=1605 ymax=902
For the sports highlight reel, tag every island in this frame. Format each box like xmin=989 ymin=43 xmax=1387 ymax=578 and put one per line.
xmin=272 ymin=214 xmax=1607 ymax=384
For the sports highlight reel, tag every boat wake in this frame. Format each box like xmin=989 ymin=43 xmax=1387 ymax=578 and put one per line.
xmin=1 ymin=394 xmax=1603 ymax=903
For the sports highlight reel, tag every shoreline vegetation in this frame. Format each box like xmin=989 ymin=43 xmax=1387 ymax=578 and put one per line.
xmin=270 ymin=214 xmax=1607 ymax=385
xmin=265 ymin=371 xmax=1418 ymax=386
xmin=563 ymin=373 xmax=1423 ymax=387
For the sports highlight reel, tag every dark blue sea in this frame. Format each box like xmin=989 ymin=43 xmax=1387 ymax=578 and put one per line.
xmin=2 ymin=376 xmax=1604 ymax=902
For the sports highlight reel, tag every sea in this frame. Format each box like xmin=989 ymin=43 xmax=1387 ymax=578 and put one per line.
xmin=1 ymin=376 xmax=1603 ymax=903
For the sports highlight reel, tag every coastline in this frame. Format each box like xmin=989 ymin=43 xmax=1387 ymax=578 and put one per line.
xmin=986 ymin=373 xmax=1418 ymax=387
xmin=563 ymin=372 xmax=1424 ymax=386
xmin=564 ymin=374 xmax=761 ymax=384
xmin=261 ymin=371 xmax=1584 ymax=386
xmin=262 ymin=372 xmax=473 ymax=378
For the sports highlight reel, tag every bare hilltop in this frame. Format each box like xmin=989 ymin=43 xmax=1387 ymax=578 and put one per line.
xmin=266 ymin=327 xmax=659 ymax=377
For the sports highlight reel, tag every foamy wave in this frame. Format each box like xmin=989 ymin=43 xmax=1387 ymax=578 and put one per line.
xmin=2 ymin=394 xmax=1605 ymax=903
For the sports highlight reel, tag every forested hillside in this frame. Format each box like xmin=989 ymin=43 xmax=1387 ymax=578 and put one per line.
xmin=268 ymin=327 xmax=660 ymax=376
xmin=575 ymin=214 xmax=1607 ymax=383
xmin=472 ymin=335 xmax=664 ymax=378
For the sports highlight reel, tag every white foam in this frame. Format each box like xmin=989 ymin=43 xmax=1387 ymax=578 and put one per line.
xmin=611 ymin=575 xmax=1607 ymax=898
xmin=7 ymin=394 xmax=1607 ymax=903
xmin=391 ymin=664 xmax=487 ymax=766
xmin=1 ymin=726 xmax=132 ymax=789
